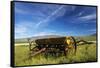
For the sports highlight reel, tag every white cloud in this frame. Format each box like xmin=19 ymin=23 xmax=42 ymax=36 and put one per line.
xmin=15 ymin=25 xmax=29 ymax=39
xmin=78 ymin=11 xmax=84 ymax=16
xmin=88 ymin=29 xmax=96 ymax=32
xmin=15 ymin=7 xmax=29 ymax=14
xmin=79 ymin=13 xmax=96 ymax=21
xmin=35 ymin=5 xmax=66 ymax=29
xmin=33 ymin=32 xmax=54 ymax=36
xmin=15 ymin=4 xmax=67 ymax=30
xmin=32 ymin=30 xmax=73 ymax=37
xmin=15 ymin=24 xmax=27 ymax=34
xmin=15 ymin=21 xmax=36 ymax=38
xmin=70 ymin=13 xmax=96 ymax=24
xmin=33 ymin=30 xmax=57 ymax=36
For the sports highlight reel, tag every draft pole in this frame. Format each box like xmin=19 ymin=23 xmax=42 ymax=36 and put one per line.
xmin=27 ymin=38 xmax=32 ymax=51
xmin=27 ymin=38 xmax=32 ymax=60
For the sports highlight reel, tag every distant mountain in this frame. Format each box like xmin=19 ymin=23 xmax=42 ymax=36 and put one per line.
xmin=90 ymin=33 xmax=96 ymax=36
xmin=15 ymin=33 xmax=97 ymax=43
xmin=31 ymin=35 xmax=63 ymax=40
xmin=75 ymin=33 xmax=97 ymax=41
xmin=15 ymin=35 xmax=63 ymax=43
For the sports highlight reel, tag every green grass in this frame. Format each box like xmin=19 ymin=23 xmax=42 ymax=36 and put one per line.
xmin=15 ymin=43 xmax=97 ymax=66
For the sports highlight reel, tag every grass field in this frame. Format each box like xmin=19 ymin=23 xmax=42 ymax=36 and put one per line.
xmin=14 ymin=43 xmax=97 ymax=66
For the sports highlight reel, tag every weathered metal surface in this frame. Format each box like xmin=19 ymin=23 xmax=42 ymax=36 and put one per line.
xmin=28 ymin=36 xmax=77 ymax=57
xmin=35 ymin=37 xmax=67 ymax=45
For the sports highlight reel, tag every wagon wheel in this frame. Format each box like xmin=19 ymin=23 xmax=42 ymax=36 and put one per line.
xmin=66 ymin=36 xmax=77 ymax=55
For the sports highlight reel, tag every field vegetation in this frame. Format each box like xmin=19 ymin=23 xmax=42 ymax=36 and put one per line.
xmin=15 ymin=43 xmax=97 ymax=66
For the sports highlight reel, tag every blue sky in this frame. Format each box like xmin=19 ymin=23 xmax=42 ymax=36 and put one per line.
xmin=14 ymin=2 xmax=97 ymax=39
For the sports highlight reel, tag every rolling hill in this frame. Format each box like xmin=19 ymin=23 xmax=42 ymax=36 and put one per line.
xmin=15 ymin=34 xmax=97 ymax=43
xmin=15 ymin=35 xmax=62 ymax=43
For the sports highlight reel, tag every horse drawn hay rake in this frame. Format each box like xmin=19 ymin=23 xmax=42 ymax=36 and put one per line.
xmin=27 ymin=36 xmax=77 ymax=59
